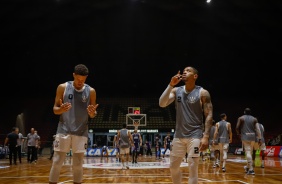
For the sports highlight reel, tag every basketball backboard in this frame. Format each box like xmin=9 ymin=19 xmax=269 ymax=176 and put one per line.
xmin=126 ymin=114 xmax=146 ymax=128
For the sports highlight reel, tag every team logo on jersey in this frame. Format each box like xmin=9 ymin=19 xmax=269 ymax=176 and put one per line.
xmin=188 ymin=96 xmax=196 ymax=103
xmin=68 ymin=94 xmax=73 ymax=99
xmin=82 ymin=95 xmax=87 ymax=102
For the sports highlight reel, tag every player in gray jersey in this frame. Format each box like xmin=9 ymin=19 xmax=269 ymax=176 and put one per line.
xmin=159 ymin=66 xmax=213 ymax=184
xmin=236 ymin=108 xmax=261 ymax=175
xmin=118 ymin=123 xmax=133 ymax=169
xmin=49 ymin=64 xmax=99 ymax=184
xmin=213 ymin=113 xmax=232 ymax=172
xmin=209 ymin=120 xmax=220 ymax=168
xmin=113 ymin=132 xmax=120 ymax=162
xmin=253 ymin=121 xmax=266 ymax=168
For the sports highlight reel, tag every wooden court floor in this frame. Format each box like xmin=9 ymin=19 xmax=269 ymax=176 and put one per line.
xmin=0 ymin=154 xmax=281 ymax=184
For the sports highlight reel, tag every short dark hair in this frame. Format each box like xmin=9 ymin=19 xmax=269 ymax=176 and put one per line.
xmin=244 ymin=108 xmax=251 ymax=115
xmin=220 ymin=113 xmax=226 ymax=119
xmin=74 ymin=64 xmax=89 ymax=76
xmin=12 ymin=127 xmax=18 ymax=131
xmin=190 ymin=66 xmax=198 ymax=75
xmin=122 ymin=123 xmax=127 ymax=128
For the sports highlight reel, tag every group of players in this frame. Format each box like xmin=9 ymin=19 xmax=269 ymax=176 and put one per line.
xmin=102 ymin=112 xmax=265 ymax=175
xmin=111 ymin=126 xmax=173 ymax=168
xmin=202 ymin=111 xmax=266 ymax=175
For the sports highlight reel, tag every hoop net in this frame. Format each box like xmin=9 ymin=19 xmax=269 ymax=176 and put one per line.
xmin=133 ymin=121 xmax=140 ymax=130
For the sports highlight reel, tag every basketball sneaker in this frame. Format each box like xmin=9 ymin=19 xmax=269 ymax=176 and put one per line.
xmin=244 ymin=166 xmax=249 ymax=173
xmin=247 ymin=170 xmax=255 ymax=175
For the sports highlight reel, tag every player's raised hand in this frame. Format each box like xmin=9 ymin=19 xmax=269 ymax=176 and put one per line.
xmin=87 ymin=104 xmax=99 ymax=118
xmin=169 ymin=70 xmax=182 ymax=87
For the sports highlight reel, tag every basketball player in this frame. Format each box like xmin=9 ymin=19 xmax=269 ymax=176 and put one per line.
xmin=113 ymin=132 xmax=120 ymax=162
xmin=49 ymin=64 xmax=99 ymax=184
xmin=163 ymin=132 xmax=172 ymax=158
xmin=101 ymin=145 xmax=109 ymax=157
xmin=253 ymin=121 xmax=266 ymax=168
xmin=236 ymin=108 xmax=261 ymax=175
xmin=159 ymin=66 xmax=213 ymax=184
xmin=213 ymin=113 xmax=232 ymax=172
xmin=209 ymin=120 xmax=220 ymax=168
xmin=132 ymin=129 xmax=142 ymax=164
xmin=118 ymin=123 xmax=133 ymax=169
xmin=154 ymin=133 xmax=161 ymax=160
xmin=145 ymin=140 xmax=152 ymax=157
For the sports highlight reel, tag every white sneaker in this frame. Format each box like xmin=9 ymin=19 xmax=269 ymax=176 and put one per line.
xmin=244 ymin=166 xmax=249 ymax=173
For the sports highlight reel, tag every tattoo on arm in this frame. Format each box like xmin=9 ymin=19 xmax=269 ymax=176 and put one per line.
xmin=202 ymin=90 xmax=213 ymax=136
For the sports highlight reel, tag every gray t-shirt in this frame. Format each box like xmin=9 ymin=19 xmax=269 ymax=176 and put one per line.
xmin=27 ymin=133 xmax=39 ymax=146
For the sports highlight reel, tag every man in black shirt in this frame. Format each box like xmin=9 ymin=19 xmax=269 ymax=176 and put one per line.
xmin=5 ymin=127 xmax=19 ymax=165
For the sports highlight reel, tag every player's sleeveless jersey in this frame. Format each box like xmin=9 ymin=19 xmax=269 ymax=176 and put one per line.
xmin=174 ymin=85 xmax=203 ymax=138
xmin=209 ymin=126 xmax=216 ymax=145
xmin=165 ymin=136 xmax=171 ymax=147
xmin=146 ymin=142 xmax=151 ymax=149
xmin=155 ymin=135 xmax=160 ymax=147
xmin=133 ymin=133 xmax=141 ymax=146
xmin=120 ymin=129 xmax=130 ymax=148
xmin=57 ymin=81 xmax=90 ymax=137
xmin=217 ymin=120 xmax=229 ymax=143
xmin=114 ymin=135 xmax=120 ymax=148
xmin=240 ymin=115 xmax=256 ymax=141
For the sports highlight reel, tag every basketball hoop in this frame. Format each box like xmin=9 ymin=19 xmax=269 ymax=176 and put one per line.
xmin=133 ymin=121 xmax=140 ymax=130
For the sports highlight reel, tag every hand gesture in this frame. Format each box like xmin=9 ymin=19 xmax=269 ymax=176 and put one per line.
xmin=59 ymin=99 xmax=72 ymax=112
xmin=170 ymin=70 xmax=182 ymax=87
xmin=87 ymin=104 xmax=99 ymax=118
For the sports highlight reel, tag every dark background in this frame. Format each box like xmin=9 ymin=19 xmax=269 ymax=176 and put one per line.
xmin=1 ymin=0 xmax=282 ymax=134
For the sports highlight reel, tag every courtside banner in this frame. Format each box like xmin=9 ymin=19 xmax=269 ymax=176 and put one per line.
xmin=85 ymin=148 xmax=118 ymax=156
xmin=264 ymin=146 xmax=282 ymax=157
